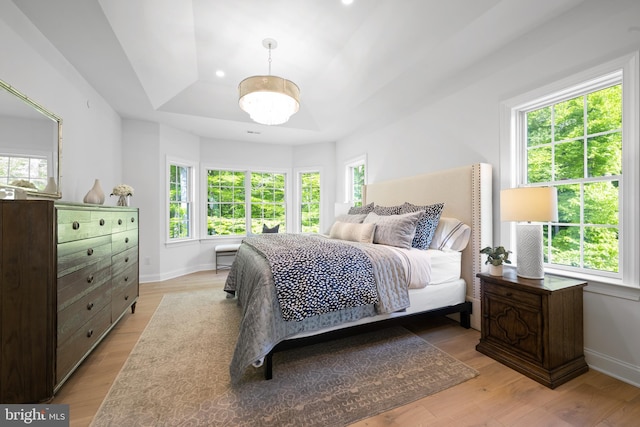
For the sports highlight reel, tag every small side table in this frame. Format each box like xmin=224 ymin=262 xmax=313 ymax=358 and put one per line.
xmin=476 ymin=269 xmax=588 ymax=389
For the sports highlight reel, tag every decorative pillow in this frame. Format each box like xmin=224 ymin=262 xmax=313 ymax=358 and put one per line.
xmin=430 ymin=217 xmax=471 ymax=251
xmin=399 ymin=202 xmax=444 ymax=250
xmin=329 ymin=221 xmax=376 ymax=244
xmin=334 ymin=213 xmax=367 ymax=224
xmin=363 ymin=211 xmax=422 ymax=249
xmin=262 ymin=224 xmax=279 ymax=233
xmin=348 ymin=202 xmax=374 ymax=215
xmin=372 ymin=204 xmax=402 ymax=215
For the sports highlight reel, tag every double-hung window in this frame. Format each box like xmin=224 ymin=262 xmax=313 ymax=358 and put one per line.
xmin=503 ymin=53 xmax=639 ymax=289
xmin=205 ymin=168 xmax=288 ymax=236
xmin=298 ymin=170 xmax=321 ymax=233
xmin=168 ymin=159 xmax=195 ymax=241
xmin=0 ymin=153 xmax=49 ymax=190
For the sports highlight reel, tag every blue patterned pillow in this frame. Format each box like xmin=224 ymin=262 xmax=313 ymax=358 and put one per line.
xmin=399 ymin=202 xmax=444 ymax=249
xmin=348 ymin=202 xmax=374 ymax=215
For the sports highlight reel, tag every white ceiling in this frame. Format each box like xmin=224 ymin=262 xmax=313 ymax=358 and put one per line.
xmin=12 ymin=0 xmax=586 ymax=145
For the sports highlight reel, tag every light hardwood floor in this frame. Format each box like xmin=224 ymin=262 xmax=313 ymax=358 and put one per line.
xmin=52 ymin=270 xmax=640 ymax=426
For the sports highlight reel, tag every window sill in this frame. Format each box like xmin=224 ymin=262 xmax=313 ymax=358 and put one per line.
xmin=165 ymin=238 xmax=199 ymax=247
xmin=544 ymin=267 xmax=640 ymax=301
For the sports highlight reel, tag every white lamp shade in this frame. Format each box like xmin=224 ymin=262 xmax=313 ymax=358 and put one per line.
xmin=238 ymin=75 xmax=300 ymax=125
xmin=501 ymin=187 xmax=558 ymax=222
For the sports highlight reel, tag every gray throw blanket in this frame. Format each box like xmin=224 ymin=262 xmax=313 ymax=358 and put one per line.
xmin=243 ymin=234 xmax=378 ymax=321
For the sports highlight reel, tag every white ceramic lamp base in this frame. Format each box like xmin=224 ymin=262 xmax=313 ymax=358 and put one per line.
xmin=516 ymin=223 xmax=545 ymax=279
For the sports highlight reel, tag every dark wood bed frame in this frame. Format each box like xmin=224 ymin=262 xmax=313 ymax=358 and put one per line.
xmin=264 ymin=301 xmax=472 ymax=380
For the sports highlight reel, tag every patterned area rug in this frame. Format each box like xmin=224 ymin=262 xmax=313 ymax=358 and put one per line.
xmin=91 ymin=289 xmax=478 ymax=427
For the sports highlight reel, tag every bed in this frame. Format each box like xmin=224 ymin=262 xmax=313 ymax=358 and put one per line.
xmin=224 ymin=163 xmax=492 ymax=383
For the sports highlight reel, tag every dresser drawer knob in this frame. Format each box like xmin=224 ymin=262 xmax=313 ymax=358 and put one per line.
xmin=118 ymin=219 xmax=123 ymax=225
xmin=87 ymin=275 xmax=94 ymax=283
xmin=130 ymin=217 xmax=135 ymax=223
xmin=72 ymin=221 xmax=80 ymax=230
xmin=125 ymin=237 xmax=129 ymax=243
xmin=87 ymin=302 xmax=94 ymax=310
xmin=483 ymin=314 xmax=489 ymax=318
xmin=99 ymin=218 xmax=105 ymax=226
xmin=87 ymin=329 xmax=94 ymax=338
xmin=124 ymin=295 xmax=129 ymax=301
xmin=87 ymin=248 xmax=94 ymax=256
xmin=124 ymin=276 xmax=129 ymax=282
xmin=125 ymin=257 xmax=129 ymax=263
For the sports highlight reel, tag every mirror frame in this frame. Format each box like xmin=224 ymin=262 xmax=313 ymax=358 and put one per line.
xmin=0 ymin=79 xmax=62 ymax=199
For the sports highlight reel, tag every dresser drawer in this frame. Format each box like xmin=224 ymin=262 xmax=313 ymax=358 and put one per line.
xmin=484 ymin=282 xmax=541 ymax=308
xmin=57 ymin=281 xmax=112 ymax=346
xmin=57 ymin=256 xmax=111 ymax=310
xmin=112 ymin=229 xmax=138 ymax=255
xmin=57 ymin=235 xmax=112 ymax=277
xmin=112 ymin=279 xmax=138 ymax=321
xmin=56 ymin=305 xmax=111 ymax=384
xmin=112 ymin=246 xmax=138 ymax=277
xmin=57 ymin=209 xmax=112 ymax=243
xmin=112 ymin=211 xmax=138 ymax=233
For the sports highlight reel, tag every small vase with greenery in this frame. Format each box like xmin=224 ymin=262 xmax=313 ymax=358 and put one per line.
xmin=480 ymin=246 xmax=511 ymax=276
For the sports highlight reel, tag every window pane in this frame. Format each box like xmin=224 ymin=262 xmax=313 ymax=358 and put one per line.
xmin=555 ymin=140 xmax=584 ymax=181
xmin=584 ymin=181 xmax=618 ymax=225
xmin=551 ymin=225 xmax=581 ymax=267
xmin=527 ymin=145 xmax=552 ymax=183
xmin=554 ymin=96 xmax=584 ymax=141
xmin=557 ymin=184 xmax=580 ymax=224
xmin=168 ymin=164 xmax=191 ymax=239
xmin=587 ymin=133 xmax=622 ymax=177
xmin=587 ymin=85 xmax=622 ymax=134
xmin=527 ymin=106 xmax=552 ymax=147
xmin=584 ymin=226 xmax=618 ymax=272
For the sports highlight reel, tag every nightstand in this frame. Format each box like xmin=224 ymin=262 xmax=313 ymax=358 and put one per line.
xmin=476 ymin=269 xmax=588 ymax=389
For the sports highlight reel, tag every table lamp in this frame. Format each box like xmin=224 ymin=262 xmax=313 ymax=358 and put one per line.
xmin=500 ymin=187 xmax=558 ymax=279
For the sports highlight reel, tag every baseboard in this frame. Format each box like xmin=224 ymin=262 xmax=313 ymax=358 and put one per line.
xmin=140 ymin=263 xmax=214 ymax=283
xmin=584 ymin=348 xmax=640 ymax=388
xmin=469 ymin=296 xmax=481 ymax=331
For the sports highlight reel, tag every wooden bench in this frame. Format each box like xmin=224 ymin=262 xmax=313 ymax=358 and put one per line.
xmin=214 ymin=243 xmax=241 ymax=273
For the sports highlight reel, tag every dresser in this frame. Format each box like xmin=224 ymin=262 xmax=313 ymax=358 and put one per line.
xmin=0 ymin=200 xmax=139 ymax=403
xmin=476 ymin=269 xmax=588 ymax=389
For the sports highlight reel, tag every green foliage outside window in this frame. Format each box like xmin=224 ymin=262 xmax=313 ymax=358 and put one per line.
xmin=300 ymin=172 xmax=320 ymax=233
xmin=526 ymin=84 xmax=621 ymax=273
xmin=169 ymin=164 xmax=190 ymax=239
xmin=0 ymin=155 xmax=48 ymax=190
xmin=251 ymin=172 xmax=286 ymax=234
xmin=352 ymin=164 xmax=365 ymax=207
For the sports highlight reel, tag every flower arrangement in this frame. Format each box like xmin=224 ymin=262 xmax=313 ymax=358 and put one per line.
xmin=111 ymin=184 xmax=134 ymax=197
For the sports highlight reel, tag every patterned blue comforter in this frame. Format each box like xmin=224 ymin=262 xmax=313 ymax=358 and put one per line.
xmin=243 ymin=234 xmax=378 ymax=321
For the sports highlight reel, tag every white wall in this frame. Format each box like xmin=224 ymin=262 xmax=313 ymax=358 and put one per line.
xmin=0 ymin=2 xmax=122 ymax=202
xmin=335 ymin=1 xmax=640 ymax=386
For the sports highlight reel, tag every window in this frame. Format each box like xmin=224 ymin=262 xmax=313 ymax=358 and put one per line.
xmin=250 ymin=172 xmax=287 ymax=233
xmin=205 ymin=168 xmax=288 ymax=236
xmin=502 ymin=53 xmax=639 ymax=289
xmin=168 ymin=161 xmax=194 ymax=240
xmin=206 ymin=170 xmax=246 ymax=236
xmin=299 ymin=171 xmax=321 ymax=233
xmin=345 ymin=155 xmax=366 ymax=207
xmin=0 ymin=153 xmax=48 ymax=190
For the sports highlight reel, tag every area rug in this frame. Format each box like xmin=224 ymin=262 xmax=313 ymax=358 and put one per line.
xmin=91 ymin=289 xmax=478 ymax=427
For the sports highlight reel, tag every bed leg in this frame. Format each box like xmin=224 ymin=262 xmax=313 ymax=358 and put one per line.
xmin=265 ymin=352 xmax=273 ymax=380
xmin=460 ymin=309 xmax=471 ymax=329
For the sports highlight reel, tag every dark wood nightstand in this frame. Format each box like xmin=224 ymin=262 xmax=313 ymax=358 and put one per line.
xmin=476 ymin=269 xmax=588 ymax=389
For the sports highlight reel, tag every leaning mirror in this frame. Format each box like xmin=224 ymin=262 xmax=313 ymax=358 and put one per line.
xmin=0 ymin=79 xmax=62 ymax=199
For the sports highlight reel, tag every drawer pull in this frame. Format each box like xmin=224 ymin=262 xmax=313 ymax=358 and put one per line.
xmin=87 ymin=329 xmax=94 ymax=338
xmin=125 ymin=257 xmax=129 ymax=263
xmin=87 ymin=275 xmax=94 ymax=283
xmin=125 ymin=237 xmax=129 ymax=243
xmin=72 ymin=221 xmax=80 ymax=230
xmin=124 ymin=295 xmax=129 ymax=301
xmin=130 ymin=217 xmax=135 ymax=223
xmin=87 ymin=248 xmax=94 ymax=256
xmin=99 ymin=218 xmax=105 ymax=226
xmin=87 ymin=302 xmax=94 ymax=310
xmin=124 ymin=276 xmax=129 ymax=282
xmin=118 ymin=219 xmax=123 ymax=225
xmin=483 ymin=314 xmax=489 ymax=318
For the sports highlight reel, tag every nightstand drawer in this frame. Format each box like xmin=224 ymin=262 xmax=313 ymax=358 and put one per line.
xmin=484 ymin=282 xmax=541 ymax=308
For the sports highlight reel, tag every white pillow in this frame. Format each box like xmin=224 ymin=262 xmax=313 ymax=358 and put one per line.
xmin=363 ymin=211 xmax=422 ymax=249
xmin=429 ymin=217 xmax=471 ymax=251
xmin=329 ymin=221 xmax=376 ymax=243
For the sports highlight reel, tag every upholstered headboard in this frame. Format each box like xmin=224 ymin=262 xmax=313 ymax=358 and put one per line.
xmin=363 ymin=163 xmax=492 ymax=330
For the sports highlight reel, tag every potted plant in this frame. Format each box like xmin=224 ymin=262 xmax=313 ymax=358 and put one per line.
xmin=480 ymin=246 xmax=511 ymax=276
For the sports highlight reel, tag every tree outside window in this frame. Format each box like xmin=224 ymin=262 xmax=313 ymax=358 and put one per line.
xmin=0 ymin=154 xmax=48 ymax=190
xmin=206 ymin=170 xmax=245 ymax=236
xmin=300 ymin=171 xmax=320 ymax=233
xmin=251 ymin=172 xmax=286 ymax=233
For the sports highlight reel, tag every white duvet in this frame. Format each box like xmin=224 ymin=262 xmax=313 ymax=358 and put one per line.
xmin=388 ymin=247 xmax=462 ymax=288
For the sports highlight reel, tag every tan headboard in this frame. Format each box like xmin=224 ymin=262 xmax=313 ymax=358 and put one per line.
xmin=363 ymin=163 xmax=493 ymax=329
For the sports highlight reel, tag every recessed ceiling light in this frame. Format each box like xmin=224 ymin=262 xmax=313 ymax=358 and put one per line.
xmin=342 ymin=0 xmax=354 ymax=5
xmin=215 ymin=70 xmax=225 ymax=78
